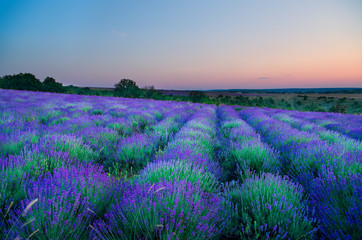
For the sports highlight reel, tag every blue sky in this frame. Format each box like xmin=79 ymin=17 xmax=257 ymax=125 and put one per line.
xmin=1 ymin=0 xmax=361 ymax=89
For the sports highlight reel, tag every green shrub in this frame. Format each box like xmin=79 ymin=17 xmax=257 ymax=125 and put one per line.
xmin=139 ymin=160 xmax=219 ymax=193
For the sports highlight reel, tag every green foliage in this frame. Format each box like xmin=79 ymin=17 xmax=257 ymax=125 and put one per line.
xmin=0 ymin=161 xmax=31 ymax=239
xmin=329 ymin=103 xmax=347 ymax=113
xmin=150 ymin=119 xmax=179 ymax=146
xmin=0 ymin=141 xmax=24 ymax=157
xmin=49 ymin=117 xmax=70 ymax=126
xmin=20 ymin=151 xmax=68 ymax=179
xmin=0 ymin=73 xmax=43 ymax=91
xmin=37 ymin=110 xmax=62 ymax=125
xmin=91 ymin=109 xmax=104 ymax=115
xmin=188 ymin=91 xmax=207 ymax=103
xmin=107 ymin=162 xmax=134 ymax=182
xmin=129 ymin=115 xmax=148 ymax=132
xmin=140 ymin=160 xmax=219 ymax=193
xmin=114 ymin=79 xmax=142 ymax=98
xmin=264 ymin=97 xmax=275 ymax=107
xmin=113 ymin=136 xmax=156 ymax=173
xmin=0 ymin=132 xmax=39 ymax=157
xmin=221 ymin=120 xmax=243 ymax=138
xmin=107 ymin=122 xmax=132 ymax=136
xmin=42 ymin=77 xmax=64 ymax=93
xmin=228 ymin=143 xmax=280 ymax=177
xmin=142 ymin=85 xmax=164 ymax=99
xmin=48 ymin=134 xmax=100 ymax=164
xmin=82 ymin=107 xmax=92 ymax=112
xmin=305 ymin=103 xmax=325 ymax=112
xmin=0 ymin=167 xmax=28 ymax=209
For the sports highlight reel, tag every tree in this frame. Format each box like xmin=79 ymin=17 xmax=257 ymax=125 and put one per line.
xmin=0 ymin=73 xmax=42 ymax=91
xmin=329 ymin=103 xmax=347 ymax=114
xmin=0 ymin=77 xmax=4 ymax=88
xmin=143 ymin=85 xmax=159 ymax=98
xmin=265 ymin=97 xmax=275 ymax=107
xmin=114 ymin=79 xmax=141 ymax=98
xmin=188 ymin=91 xmax=206 ymax=103
xmin=42 ymin=77 xmax=64 ymax=93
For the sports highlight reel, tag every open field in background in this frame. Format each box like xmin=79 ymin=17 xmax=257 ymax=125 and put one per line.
xmin=0 ymin=89 xmax=361 ymax=239
xmin=90 ymin=87 xmax=362 ymax=115
xmin=242 ymin=93 xmax=362 ymax=114
xmin=159 ymin=90 xmax=362 ymax=115
xmin=161 ymin=90 xmax=362 ymax=100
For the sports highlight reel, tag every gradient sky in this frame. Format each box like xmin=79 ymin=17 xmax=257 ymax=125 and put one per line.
xmin=1 ymin=0 xmax=361 ymax=90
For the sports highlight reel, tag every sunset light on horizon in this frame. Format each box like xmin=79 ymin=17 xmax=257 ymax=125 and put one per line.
xmin=1 ymin=0 xmax=361 ymax=90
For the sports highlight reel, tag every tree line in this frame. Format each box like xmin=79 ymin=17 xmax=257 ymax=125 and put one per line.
xmin=0 ymin=73 xmax=356 ymax=114
xmin=0 ymin=73 xmax=64 ymax=93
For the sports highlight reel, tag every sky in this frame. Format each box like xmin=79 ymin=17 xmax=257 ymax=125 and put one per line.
xmin=0 ymin=0 xmax=361 ymax=90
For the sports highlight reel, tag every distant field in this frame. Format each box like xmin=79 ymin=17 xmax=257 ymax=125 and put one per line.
xmin=86 ymin=87 xmax=362 ymax=114
xmin=160 ymin=89 xmax=362 ymax=114
xmin=208 ymin=92 xmax=362 ymax=100
xmin=160 ymin=89 xmax=362 ymax=99
xmin=92 ymin=88 xmax=362 ymax=99
xmin=1 ymin=89 xmax=361 ymax=239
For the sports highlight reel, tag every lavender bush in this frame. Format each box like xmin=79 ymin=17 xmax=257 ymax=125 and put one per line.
xmin=223 ymin=173 xmax=317 ymax=239
xmin=17 ymin=164 xmax=115 ymax=239
xmin=217 ymin=106 xmax=280 ymax=181
xmin=93 ymin=180 xmax=227 ymax=240
xmin=309 ymin=169 xmax=362 ymax=239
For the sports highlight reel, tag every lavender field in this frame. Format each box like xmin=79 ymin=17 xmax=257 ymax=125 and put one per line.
xmin=0 ymin=89 xmax=361 ymax=240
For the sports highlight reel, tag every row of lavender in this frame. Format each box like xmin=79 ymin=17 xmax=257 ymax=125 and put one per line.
xmin=284 ymin=110 xmax=362 ymax=141
xmin=1 ymin=89 xmax=361 ymax=239
xmin=217 ymin=106 xmax=317 ymax=239
xmin=92 ymin=106 xmax=226 ymax=239
xmin=239 ymin=107 xmax=361 ymax=239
